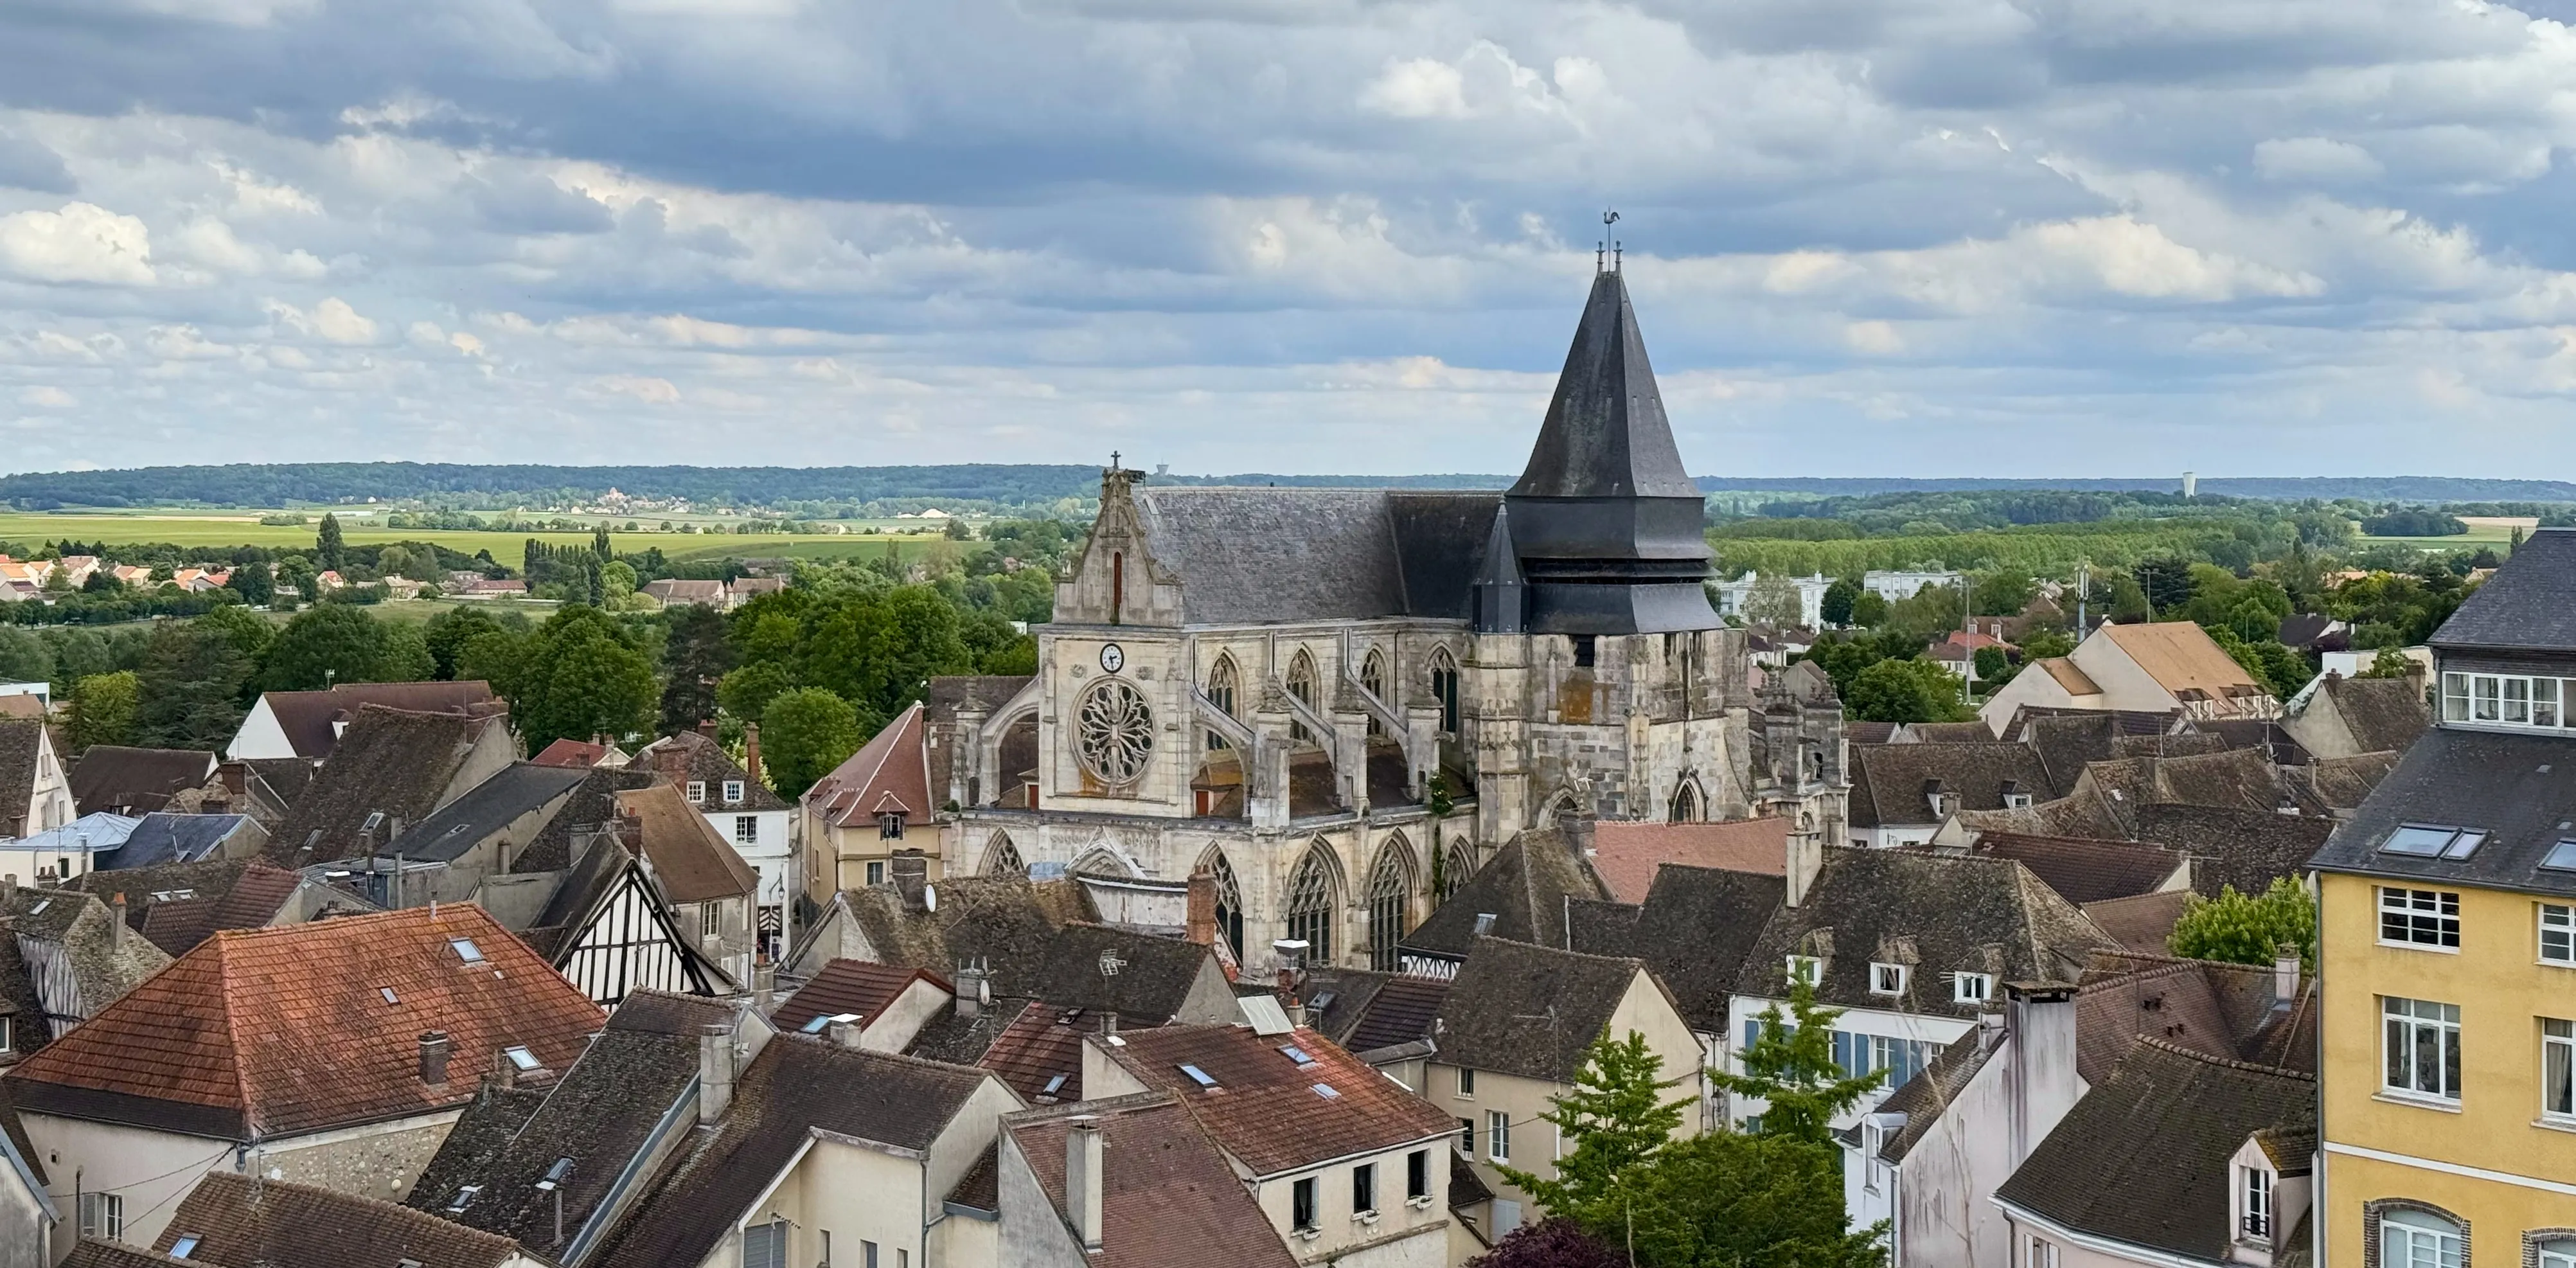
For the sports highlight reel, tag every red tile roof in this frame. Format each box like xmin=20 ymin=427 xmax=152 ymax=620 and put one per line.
xmin=532 ymin=738 xmax=612 ymax=768
xmin=1008 ymin=1095 xmax=1298 ymax=1268
xmin=1100 ymin=1024 xmax=1457 ymax=1175
xmin=805 ymin=702 xmax=930 ymax=826
xmin=1589 ymin=818 xmax=1788 ymax=903
xmin=3 ymin=904 xmax=603 ymax=1138
xmin=773 ymin=959 xmax=950 ymax=1034
xmin=979 ymin=1002 xmax=1092 ymax=1103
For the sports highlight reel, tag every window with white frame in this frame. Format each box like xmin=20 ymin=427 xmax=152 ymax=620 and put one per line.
xmin=2546 ymin=1019 xmax=2576 ymax=1120
xmin=686 ymin=780 xmax=707 ymax=804
xmin=2239 ymin=1165 xmax=2273 ymax=1240
xmin=1953 ymin=972 xmax=1994 ymax=1005
xmin=2381 ymin=1209 xmax=2464 ymax=1268
xmin=2545 ymin=904 xmax=2575 ymax=965
xmin=2379 ymin=888 xmax=2462 ymax=949
xmin=2443 ymin=670 xmax=2574 ymax=730
xmin=2025 ymin=1233 xmax=2059 ymax=1268
xmin=79 ymin=1193 xmax=121 ymax=1240
xmin=1869 ymin=963 xmax=1907 ymax=996
xmin=1488 ymin=1110 xmax=1510 ymax=1162
xmin=2383 ymin=996 xmax=2462 ymax=1102
xmin=1861 ymin=1123 xmax=1883 ymax=1192
xmin=701 ymin=904 xmax=720 ymax=939
xmin=2537 ymin=1237 xmax=2576 ymax=1268
xmin=724 ymin=780 xmax=745 ymax=804
xmin=1786 ymin=955 xmax=1822 ymax=986
xmin=735 ymin=816 xmax=759 ymax=844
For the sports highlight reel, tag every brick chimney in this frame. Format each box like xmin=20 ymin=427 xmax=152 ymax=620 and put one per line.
xmin=109 ymin=893 xmax=126 ymax=951
xmin=1185 ymin=868 xmax=1217 ymax=947
xmin=697 ymin=718 xmax=718 ymax=740
xmin=744 ymin=723 xmax=763 ymax=789
xmin=418 ymin=1031 xmax=452 ymax=1085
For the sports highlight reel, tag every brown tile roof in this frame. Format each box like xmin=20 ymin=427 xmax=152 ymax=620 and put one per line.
xmin=61 ymin=1242 xmax=190 ymax=1268
xmin=2074 ymin=952 xmax=2313 ymax=1085
xmin=1961 ymin=832 xmax=2187 ymax=904
xmin=3 ymin=904 xmax=603 ymax=1139
xmin=1099 ymin=1023 xmax=1456 ymax=1175
xmin=773 ymin=959 xmax=950 ymax=1033
xmin=1908 ymin=720 xmax=2003 ymax=743
xmin=1 ymin=887 xmax=173 ymax=1026
xmin=1435 ymin=936 xmax=1657 ymax=1082
xmin=69 ymin=747 xmax=217 ymax=817
xmin=531 ymin=737 xmax=612 ymax=768
xmin=152 ymin=1171 xmax=524 ymax=1268
xmin=1006 ymin=1094 xmax=1297 ymax=1268
xmin=1588 ymin=817 xmax=1786 ymax=903
xmin=805 ymin=702 xmax=931 ymax=826
xmin=2097 ymin=622 xmax=2270 ymax=702
xmin=979 ymin=1001 xmax=1090 ymax=1103
xmin=264 ymin=706 xmax=508 ymax=866
xmin=613 ymin=781 xmax=757 ymax=904
xmin=2079 ymin=889 xmax=2194 ymax=954
xmin=2314 ymin=675 xmax=2430 ymax=755
xmin=68 ymin=858 xmax=307 ymax=956
xmin=628 ymin=730 xmax=787 ymax=811
xmin=253 ymin=681 xmax=499 ymax=761
xmin=1850 ymin=742 xmax=2054 ymax=828
xmin=1570 ymin=863 xmax=1786 ymax=1033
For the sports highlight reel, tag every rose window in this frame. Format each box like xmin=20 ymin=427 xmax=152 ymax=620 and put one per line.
xmin=1076 ymin=679 xmax=1155 ymax=784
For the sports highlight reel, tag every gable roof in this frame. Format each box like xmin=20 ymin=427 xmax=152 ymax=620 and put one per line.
xmin=1434 ymin=936 xmax=1656 ymax=1082
xmin=4 ymin=904 xmax=602 ymax=1139
xmin=591 ymin=1039 xmax=998 ymax=1268
xmin=628 ymin=730 xmax=788 ymax=811
xmin=1570 ymin=863 xmax=1785 ymax=1034
xmin=801 ymin=875 xmax=1096 ymax=997
xmin=2038 ymin=657 xmax=2101 ymax=697
xmin=63 ymin=1244 xmax=188 ymax=1268
xmin=247 ymin=681 xmax=499 ymax=761
xmin=1099 ymin=1022 xmax=1457 ymax=1174
xmin=2312 ymin=674 xmax=2430 ymax=755
xmin=531 ymin=737 xmax=616 ymax=768
xmin=69 ymin=746 xmax=217 ymax=817
xmin=804 ymin=703 xmax=931 ymax=827
xmin=1960 ymin=833 xmax=2187 ymax=905
xmin=96 ymin=813 xmax=256 ymax=870
xmin=977 ymin=1001 xmax=1090 ymax=1103
xmin=263 ymin=706 xmax=507 ymax=866
xmin=2427 ymin=528 xmax=2576 ymax=652
xmin=152 ymin=1171 xmax=524 ymax=1268
xmin=0 ymin=721 xmax=47 ymax=824
xmin=1995 ymin=1041 xmax=2314 ymax=1262
xmin=1005 ymin=1094 xmax=1299 ymax=1268
xmin=399 ymin=762 xmax=590 ymax=863
xmin=2128 ymin=804 xmax=2333 ymax=899
xmin=68 ymin=857 xmax=314 ymax=956
xmin=2095 ymin=622 xmax=2271 ymax=702
xmin=2075 ymin=952 xmax=2314 ymax=1085
xmin=2305 ymin=724 xmax=2576 ymax=894
xmin=0 ymin=886 xmax=173 ymax=1025
xmin=1850 ymin=742 xmax=2054 ymax=828
xmin=513 ymin=767 xmax=655 ymax=875
xmin=1588 ymin=818 xmax=1786 ymax=904
xmin=1342 ymin=975 xmax=1450 ymax=1055
xmin=1873 ymin=1028 xmax=2000 ymax=1164
xmin=2020 ymin=713 xmax=2123 ymax=798
xmin=773 ymin=959 xmax=949 ymax=1034
xmin=1403 ymin=829 xmax=1606 ymax=958
xmin=1024 ymin=924 xmax=1220 ymax=1022
xmin=1126 ymin=487 xmax=1504 ymax=625
xmin=614 ymin=781 xmax=758 ymax=904
xmin=2079 ymin=889 xmax=2195 ymax=956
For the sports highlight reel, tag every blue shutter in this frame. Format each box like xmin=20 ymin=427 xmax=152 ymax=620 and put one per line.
xmin=1831 ymin=1030 xmax=1851 ymax=1078
xmin=1745 ymin=1019 xmax=1760 ymax=1053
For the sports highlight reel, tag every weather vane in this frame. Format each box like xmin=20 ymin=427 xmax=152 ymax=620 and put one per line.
xmin=1599 ymin=208 xmax=1622 ymax=273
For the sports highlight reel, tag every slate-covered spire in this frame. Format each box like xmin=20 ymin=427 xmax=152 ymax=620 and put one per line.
xmin=1496 ymin=269 xmax=1719 ymax=636
xmin=1473 ymin=503 xmax=1526 ymax=634
xmin=1510 ymin=270 xmax=1700 ymax=501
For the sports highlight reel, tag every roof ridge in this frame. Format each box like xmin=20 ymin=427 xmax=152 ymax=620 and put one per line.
xmin=211 ymin=933 xmax=256 ymax=1133
xmin=2130 ymin=1033 xmax=2315 ymax=1081
xmin=1471 ymin=933 xmax=1645 ymax=970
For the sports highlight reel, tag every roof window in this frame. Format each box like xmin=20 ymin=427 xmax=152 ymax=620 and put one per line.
xmin=1312 ymin=1082 xmax=1341 ymax=1100
xmin=502 ymin=1045 xmax=541 ymax=1071
xmin=171 ymin=1235 xmax=203 ymax=1256
xmin=2545 ymin=841 xmax=2576 ymax=872
xmin=1040 ymin=1073 xmax=1069 ymax=1096
xmin=449 ymin=937 xmax=486 ymax=963
xmin=27 ymin=900 xmax=46 ymax=916
xmin=442 ymin=1186 xmax=479 ymax=1214
xmin=380 ymin=988 xmax=398 ymax=1005
xmin=1178 ymin=1062 xmax=1218 ymax=1089
xmin=801 ymin=1012 xmax=860 ymax=1035
xmin=1308 ymin=990 xmax=1338 ymax=1013
xmin=2379 ymin=825 xmax=2486 ymax=859
xmin=536 ymin=1157 xmax=573 ymax=1192
xmin=1279 ymin=1044 xmax=1315 ymax=1066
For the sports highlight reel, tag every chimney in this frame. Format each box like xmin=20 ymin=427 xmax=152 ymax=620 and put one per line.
xmin=1098 ymin=1012 xmax=1118 ymax=1039
xmin=492 ymin=1046 xmax=519 ymax=1090
xmin=0 ymin=875 xmax=13 ymax=904
xmin=1785 ymin=825 xmax=1825 ymax=909
xmin=828 ymin=1018 xmax=864 ymax=1049
xmin=218 ymin=761 xmax=248 ymax=796
xmin=1065 ymin=1116 xmax=1105 ymax=1251
xmin=2273 ymin=944 xmax=2301 ymax=1009
xmin=109 ymin=893 xmax=126 ymax=951
xmin=697 ymin=718 xmax=718 ymax=739
xmin=699 ymin=1022 xmax=735 ymax=1125
xmin=1185 ymin=868 xmax=1217 ymax=947
xmin=418 ymin=1031 xmax=452 ymax=1085
xmin=955 ymin=960 xmax=988 ymax=1020
xmin=744 ymin=723 xmax=763 ymax=789
xmin=752 ymin=961 xmax=776 ymax=1014
xmin=890 ymin=850 xmax=929 ymax=912
xmin=2005 ymin=983 xmax=2079 ymax=1166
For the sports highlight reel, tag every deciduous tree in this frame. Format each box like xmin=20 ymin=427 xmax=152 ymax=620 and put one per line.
xmin=1710 ymin=970 xmax=1886 ymax=1147
xmin=1498 ymin=1032 xmax=1689 ymax=1229
xmin=2170 ymin=877 xmax=2315 ymax=969
xmin=66 ymin=671 xmax=139 ymax=753
xmin=1844 ymin=657 xmax=1973 ymax=724
xmin=761 ymin=687 xmax=863 ymax=798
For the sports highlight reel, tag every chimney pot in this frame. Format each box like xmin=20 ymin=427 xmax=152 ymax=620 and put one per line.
xmin=828 ymin=1019 xmax=864 ymax=1049
xmin=699 ymin=1022 xmax=735 ymax=1124
xmin=418 ymin=1031 xmax=452 ymax=1085
xmin=2273 ymin=944 xmax=2302 ymax=1007
xmin=1066 ymin=1116 xmax=1105 ymax=1251
xmin=697 ymin=718 xmax=718 ymax=739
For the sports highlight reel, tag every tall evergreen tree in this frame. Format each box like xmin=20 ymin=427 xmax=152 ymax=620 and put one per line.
xmin=134 ymin=623 xmax=252 ymax=749
xmin=1710 ymin=970 xmax=1886 ymax=1147
xmin=1498 ymin=1032 xmax=1689 ymax=1233
xmin=315 ymin=513 xmax=346 ymax=573
xmin=659 ymin=603 xmax=733 ymax=735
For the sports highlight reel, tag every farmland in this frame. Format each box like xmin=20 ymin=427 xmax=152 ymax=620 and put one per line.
xmin=0 ymin=510 xmax=961 ymax=564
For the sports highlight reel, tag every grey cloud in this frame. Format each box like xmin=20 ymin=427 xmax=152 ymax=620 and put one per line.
xmin=0 ymin=128 xmax=73 ymax=193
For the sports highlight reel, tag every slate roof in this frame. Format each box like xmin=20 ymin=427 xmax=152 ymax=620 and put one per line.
xmin=629 ymin=729 xmax=788 ymax=811
xmin=1874 ymin=1028 xmax=1998 ymax=1163
xmin=0 ymin=927 xmax=51 ymax=1062
xmin=248 ymin=681 xmax=499 ymax=761
xmin=1588 ymin=817 xmax=1786 ymax=904
xmin=1995 ymin=1040 xmax=2314 ymax=1262
xmin=1735 ymin=850 xmax=2117 ymax=1011
xmin=1026 ymin=924 xmax=1219 ymax=1022
xmin=68 ymin=746 xmax=217 ymax=817
xmin=614 ymin=781 xmax=757 ymax=904
xmin=413 ymin=991 xmax=730 ymax=1247
xmin=1850 ymin=743 xmax=2054 ymax=828
xmin=1510 ymin=269 xmax=1700 ymax=501
xmin=805 ymin=875 xmax=1099 ymax=998
xmin=2284 ymin=751 xmax=2397 ymax=813
xmin=71 ymin=857 xmax=313 ymax=956
xmin=514 ymin=767 xmax=655 ymax=875
xmin=1344 ymin=975 xmax=1450 ymax=1054
xmin=591 ymin=1040 xmax=995 ymax=1268
xmin=1128 ymin=487 xmax=1503 ymax=625
xmin=2277 ymin=614 xmax=2343 ymax=648
xmin=773 ymin=959 xmax=949 ymax=1033
xmin=263 ymin=706 xmax=506 ymax=866
xmin=1845 ymin=721 xmax=1901 ymax=744
xmin=2080 ymin=890 xmax=2194 ymax=955
xmin=2306 ymin=725 xmax=2576 ymax=894
xmin=979 ymin=1001 xmax=1091 ymax=1103
xmin=1908 ymin=721 xmax=2002 ymax=744
xmin=1005 ymin=1094 xmax=1299 ymax=1268
xmin=1434 ymin=936 xmax=1655 ymax=1082
xmin=1100 ymin=1022 xmax=1457 ymax=1175
xmin=3 ymin=904 xmax=602 ymax=1139
xmin=95 ymin=813 xmax=254 ymax=870
xmin=2426 ymin=528 xmax=2576 ymax=652
xmin=152 ymin=1171 xmax=524 ymax=1268
xmin=1403 ymin=830 xmax=1606 ymax=958
xmin=402 ymin=1080 xmax=547 ymax=1223
xmin=1570 ymin=864 xmax=1785 ymax=1034
xmin=2310 ymin=675 xmax=2430 ymax=755
xmin=2129 ymin=804 xmax=2333 ymax=899
xmin=1961 ymin=833 xmax=2187 ymax=904
xmin=2021 ymin=713 xmax=2123 ymax=798
xmin=397 ymin=762 xmax=588 ymax=862
xmin=805 ymin=702 xmax=932 ymax=828
xmin=0 ymin=720 xmax=40 ymax=830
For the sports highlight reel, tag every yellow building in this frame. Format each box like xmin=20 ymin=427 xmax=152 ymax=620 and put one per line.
xmin=2310 ymin=529 xmax=2576 ymax=1268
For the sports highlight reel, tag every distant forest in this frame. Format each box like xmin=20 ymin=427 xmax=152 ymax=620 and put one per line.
xmin=1 ymin=462 xmax=2570 ymax=513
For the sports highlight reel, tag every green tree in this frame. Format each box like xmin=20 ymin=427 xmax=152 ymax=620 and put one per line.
xmin=2018 ymin=628 xmax=2077 ymax=661
xmin=2170 ymin=877 xmax=2316 ymax=968
xmin=1820 ymin=577 xmax=1861 ymax=627
xmin=660 ymin=603 xmax=734 ymax=735
xmin=423 ymin=605 xmax=508 ymax=681
xmin=1844 ymin=657 xmax=1973 ymax=724
xmin=2132 ymin=557 xmax=2196 ymax=614
xmin=1621 ymin=1132 xmax=1887 ymax=1268
xmin=226 ymin=560 xmax=275 ymax=606
xmin=1972 ymin=645 xmax=2012 ymax=686
xmin=315 ymin=513 xmax=346 ymax=574
xmin=378 ymin=623 xmax=438 ymax=681
xmin=194 ymin=603 xmax=275 ymax=663
xmin=0 ymin=628 xmax=55 ymax=687
xmin=272 ymin=555 xmax=316 ymax=603
xmin=133 ymin=624 xmax=252 ymax=749
xmin=2106 ymin=573 xmax=2153 ymax=623
xmin=1971 ymin=569 xmax=2036 ymax=616
xmin=497 ymin=606 xmax=658 ymax=753
xmin=762 ymin=687 xmax=864 ymax=797
xmin=260 ymin=604 xmax=400 ymax=691
xmin=2361 ymin=647 xmax=2418 ymax=679
xmin=1497 ymin=1032 xmax=1689 ymax=1229
xmin=1710 ymin=970 xmax=1885 ymax=1147
xmin=1742 ymin=573 xmax=1807 ymax=629
xmin=1847 ymin=589 xmax=1890 ymax=628
xmin=592 ymin=524 xmax=612 ymax=562
xmin=600 ymin=560 xmax=639 ymax=609
xmin=66 ymin=671 xmax=139 ymax=753
xmin=716 ymin=661 xmax=798 ymax=724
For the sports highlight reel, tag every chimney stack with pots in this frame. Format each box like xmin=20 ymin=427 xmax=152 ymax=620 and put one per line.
xmin=2273 ymin=944 xmax=2302 ymax=1009
xmin=955 ymin=960 xmax=989 ymax=1020
xmin=418 ymin=1031 xmax=452 ymax=1085
xmin=1066 ymin=1116 xmax=1105 ymax=1251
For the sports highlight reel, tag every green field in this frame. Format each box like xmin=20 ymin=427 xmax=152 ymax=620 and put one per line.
xmin=0 ymin=511 xmax=963 ymax=563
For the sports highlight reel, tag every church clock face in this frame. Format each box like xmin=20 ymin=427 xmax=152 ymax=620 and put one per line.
xmin=1098 ymin=643 xmax=1125 ymax=674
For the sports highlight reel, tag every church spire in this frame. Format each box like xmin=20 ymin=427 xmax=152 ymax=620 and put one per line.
xmin=1509 ymin=269 xmax=1698 ymax=501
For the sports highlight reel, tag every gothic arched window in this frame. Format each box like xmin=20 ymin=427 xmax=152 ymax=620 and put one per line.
xmin=986 ymin=834 xmax=1024 ymax=877
xmin=1361 ymin=649 xmax=1387 ymax=737
xmin=1442 ymin=842 xmax=1475 ymax=900
xmin=1430 ymin=650 xmax=1461 ymax=735
xmin=1286 ymin=650 xmax=1320 ymax=746
xmin=1670 ymin=781 xmax=1700 ymax=824
xmin=1204 ymin=849 xmax=1245 ymax=961
xmin=1367 ymin=839 xmax=1413 ymax=971
xmin=1284 ymin=845 xmax=1337 ymax=963
xmin=1205 ymin=656 xmax=1239 ymax=751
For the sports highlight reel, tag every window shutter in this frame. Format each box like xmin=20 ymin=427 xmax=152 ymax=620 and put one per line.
xmin=1831 ymin=1030 xmax=1851 ymax=1077
xmin=742 ymin=1220 xmax=787 ymax=1268
xmin=1744 ymin=1019 xmax=1759 ymax=1053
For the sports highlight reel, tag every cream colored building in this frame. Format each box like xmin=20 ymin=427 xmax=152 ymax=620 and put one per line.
xmin=1978 ymin=620 xmax=2280 ymax=735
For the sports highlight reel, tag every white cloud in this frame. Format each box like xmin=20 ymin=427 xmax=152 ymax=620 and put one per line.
xmin=0 ymin=202 xmax=155 ymax=285
xmin=594 ymin=374 xmax=682 ymax=404
xmin=17 ymin=386 xmax=76 ymax=408
xmin=1360 ymin=59 xmax=1470 ymax=120
xmin=2254 ymin=137 xmax=2385 ymax=183
xmin=1845 ymin=321 xmax=1905 ymax=355
xmin=267 ymin=296 xmax=380 ymax=344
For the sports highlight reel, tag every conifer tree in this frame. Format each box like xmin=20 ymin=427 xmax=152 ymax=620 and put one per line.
xmin=1710 ymin=970 xmax=1885 ymax=1147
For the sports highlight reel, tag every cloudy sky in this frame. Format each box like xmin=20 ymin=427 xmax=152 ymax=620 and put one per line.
xmin=1 ymin=0 xmax=2573 ymax=479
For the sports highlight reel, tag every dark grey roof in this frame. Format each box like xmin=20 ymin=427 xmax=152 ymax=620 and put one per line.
xmin=903 ymin=997 xmax=1033 ymax=1066
xmin=515 ymin=767 xmax=656 ymax=874
xmin=2193 ymin=719 xmax=2313 ymax=767
xmin=2314 ymin=675 xmax=2430 ymax=755
xmin=402 ymin=1081 xmax=547 ymax=1224
xmin=1572 ymin=864 xmax=1785 ymax=1033
xmin=2021 ymin=714 xmax=2123 ymax=799
xmin=630 ymin=731 xmax=790 ymax=812
xmin=1432 ymin=936 xmax=1652 ymax=1082
xmin=2307 ymin=725 xmax=2576 ymax=895
xmin=1735 ymin=849 xmax=2117 ymax=1011
xmin=1128 ymin=487 xmax=1502 ymax=625
xmin=69 ymin=747 xmax=217 ymax=817
xmin=1851 ymin=743 xmax=2055 ymax=828
xmin=1508 ymin=271 xmax=1699 ymax=501
xmin=2129 ymin=804 xmax=2334 ymax=899
xmin=1876 ymin=1028 xmax=1999 ymax=1163
xmin=1403 ymin=829 xmax=1607 ymax=958
xmin=263 ymin=706 xmax=501 ymax=866
xmin=0 ymin=721 xmax=40 ymax=828
xmin=1025 ymin=924 xmax=1216 ymax=1024
xmin=2277 ymin=613 xmax=2343 ymax=648
xmin=1962 ymin=834 xmax=2188 ymax=905
xmin=96 ymin=814 xmax=253 ymax=870
xmin=1995 ymin=1041 xmax=2313 ymax=1261
xmin=2428 ymin=528 xmax=2576 ymax=652
xmin=395 ymin=762 xmax=589 ymax=862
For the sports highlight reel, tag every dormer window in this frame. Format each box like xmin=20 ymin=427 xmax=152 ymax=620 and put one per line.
xmin=686 ymin=781 xmax=707 ymax=804
xmin=2237 ymin=1163 xmax=2273 ymax=1242
xmin=1869 ymin=963 xmax=1907 ymax=996
xmin=722 ymin=780 xmax=744 ymax=805
xmin=1953 ymin=973 xmax=1993 ymax=1005
xmin=1786 ymin=955 xmax=1822 ymax=987
xmin=2442 ymin=671 xmax=2574 ymax=730
xmin=2000 ymin=781 xmax=2032 ymax=810
xmin=880 ymin=812 xmax=905 ymax=840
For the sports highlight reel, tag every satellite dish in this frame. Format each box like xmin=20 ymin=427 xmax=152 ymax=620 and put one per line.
xmin=922 ymin=884 xmax=938 ymax=913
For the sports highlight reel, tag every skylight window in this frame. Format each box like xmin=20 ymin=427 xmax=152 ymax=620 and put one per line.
xmin=1178 ymin=1062 xmax=1218 ymax=1089
xmin=2379 ymin=825 xmax=2486 ymax=859
xmin=801 ymin=1012 xmax=860 ymax=1035
xmin=450 ymin=937 xmax=486 ymax=963
xmin=171 ymin=1234 xmax=203 ymax=1256
xmin=1279 ymin=1044 xmax=1315 ymax=1066
xmin=28 ymin=900 xmax=46 ymax=916
xmin=2545 ymin=841 xmax=2576 ymax=873
xmin=502 ymin=1045 xmax=541 ymax=1071
xmin=443 ymin=1187 xmax=479 ymax=1214
xmin=1041 ymin=1073 xmax=1069 ymax=1096
xmin=1311 ymin=1083 xmax=1341 ymax=1100
xmin=536 ymin=1157 xmax=573 ymax=1192
xmin=380 ymin=988 xmax=398 ymax=1005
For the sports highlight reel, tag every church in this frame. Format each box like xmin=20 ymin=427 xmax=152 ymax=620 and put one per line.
xmin=928 ymin=265 xmax=1849 ymax=973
